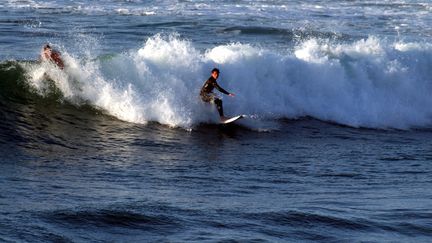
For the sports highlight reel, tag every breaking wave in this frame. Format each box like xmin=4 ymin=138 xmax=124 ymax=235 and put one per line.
xmin=2 ymin=34 xmax=432 ymax=129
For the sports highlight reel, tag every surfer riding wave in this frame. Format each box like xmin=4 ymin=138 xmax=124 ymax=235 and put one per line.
xmin=200 ymin=68 xmax=235 ymax=122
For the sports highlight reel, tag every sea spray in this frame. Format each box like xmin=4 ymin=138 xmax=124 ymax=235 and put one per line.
xmin=19 ymin=34 xmax=432 ymax=129
xmin=290 ymin=37 xmax=432 ymax=128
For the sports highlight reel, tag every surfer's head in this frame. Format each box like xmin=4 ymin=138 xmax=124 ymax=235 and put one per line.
xmin=43 ymin=44 xmax=51 ymax=50
xmin=211 ymin=68 xmax=220 ymax=79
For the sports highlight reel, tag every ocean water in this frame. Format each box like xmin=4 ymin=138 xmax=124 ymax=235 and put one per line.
xmin=1 ymin=0 xmax=432 ymax=242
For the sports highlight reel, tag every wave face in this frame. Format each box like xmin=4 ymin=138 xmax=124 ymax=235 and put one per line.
xmin=2 ymin=35 xmax=432 ymax=129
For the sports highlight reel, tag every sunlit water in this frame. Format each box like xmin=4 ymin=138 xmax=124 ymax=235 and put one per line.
xmin=1 ymin=1 xmax=432 ymax=242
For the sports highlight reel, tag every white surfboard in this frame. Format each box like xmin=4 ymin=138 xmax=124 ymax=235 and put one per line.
xmin=221 ymin=115 xmax=244 ymax=124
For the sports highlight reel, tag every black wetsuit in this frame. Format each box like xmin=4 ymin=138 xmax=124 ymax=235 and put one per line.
xmin=200 ymin=76 xmax=230 ymax=117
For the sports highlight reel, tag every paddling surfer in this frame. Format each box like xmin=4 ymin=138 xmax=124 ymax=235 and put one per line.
xmin=200 ymin=68 xmax=235 ymax=121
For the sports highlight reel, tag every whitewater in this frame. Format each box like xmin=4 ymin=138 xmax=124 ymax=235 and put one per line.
xmin=20 ymin=34 xmax=432 ymax=129
xmin=2 ymin=1 xmax=432 ymax=242
xmin=3 ymin=0 xmax=432 ymax=129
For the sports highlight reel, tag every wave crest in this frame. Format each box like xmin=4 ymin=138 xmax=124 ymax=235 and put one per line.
xmin=3 ymin=35 xmax=432 ymax=129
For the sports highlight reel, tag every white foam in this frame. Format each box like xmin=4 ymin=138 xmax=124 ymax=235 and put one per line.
xmin=24 ymin=47 xmax=145 ymax=124
xmin=6 ymin=0 xmax=54 ymax=9
xmin=24 ymin=35 xmax=432 ymax=129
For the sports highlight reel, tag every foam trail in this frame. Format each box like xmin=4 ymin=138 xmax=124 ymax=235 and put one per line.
xmin=23 ymin=35 xmax=432 ymax=129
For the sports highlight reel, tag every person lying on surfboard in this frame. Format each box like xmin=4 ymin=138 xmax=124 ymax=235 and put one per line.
xmin=40 ymin=44 xmax=64 ymax=69
xmin=200 ymin=68 xmax=235 ymax=122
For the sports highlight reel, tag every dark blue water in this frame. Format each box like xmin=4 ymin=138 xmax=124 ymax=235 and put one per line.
xmin=2 ymin=115 xmax=432 ymax=241
xmin=2 ymin=1 xmax=432 ymax=242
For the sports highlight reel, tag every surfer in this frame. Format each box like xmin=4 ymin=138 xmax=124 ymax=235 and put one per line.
xmin=40 ymin=44 xmax=64 ymax=69
xmin=200 ymin=68 xmax=235 ymax=121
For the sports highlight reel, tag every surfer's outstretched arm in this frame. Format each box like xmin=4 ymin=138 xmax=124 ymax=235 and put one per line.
xmin=214 ymin=82 xmax=230 ymax=95
xmin=213 ymin=81 xmax=235 ymax=97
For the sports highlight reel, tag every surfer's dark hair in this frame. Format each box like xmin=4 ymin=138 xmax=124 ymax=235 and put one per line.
xmin=44 ymin=44 xmax=51 ymax=50
xmin=211 ymin=68 xmax=220 ymax=74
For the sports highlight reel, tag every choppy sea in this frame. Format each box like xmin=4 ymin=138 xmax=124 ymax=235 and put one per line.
xmin=1 ymin=0 xmax=432 ymax=242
